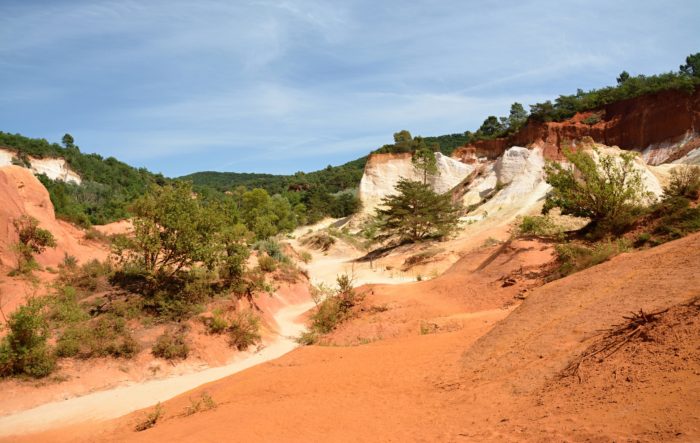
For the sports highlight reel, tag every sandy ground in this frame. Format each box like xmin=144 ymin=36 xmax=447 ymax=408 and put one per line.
xmin=22 ymin=232 xmax=698 ymax=442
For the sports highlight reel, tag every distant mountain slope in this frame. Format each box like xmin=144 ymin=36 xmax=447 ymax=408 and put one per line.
xmin=180 ymin=156 xmax=367 ymax=195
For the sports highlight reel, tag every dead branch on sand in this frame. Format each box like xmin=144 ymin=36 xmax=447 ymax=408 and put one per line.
xmin=561 ymin=308 xmax=669 ymax=382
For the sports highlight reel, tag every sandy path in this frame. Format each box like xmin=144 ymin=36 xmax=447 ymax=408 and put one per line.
xmin=0 ymin=301 xmax=315 ymax=437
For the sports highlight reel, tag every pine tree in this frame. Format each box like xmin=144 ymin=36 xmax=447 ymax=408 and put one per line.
xmin=375 ymin=179 xmax=460 ymax=242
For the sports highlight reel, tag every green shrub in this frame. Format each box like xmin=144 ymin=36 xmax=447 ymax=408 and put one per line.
xmin=48 ymin=286 xmax=89 ymax=325
xmin=60 ymin=259 xmax=113 ymax=292
xmin=228 ymin=311 xmax=261 ymax=351
xmin=257 ymin=254 xmax=277 ymax=273
xmin=544 ymin=148 xmax=650 ymax=238
xmin=253 ymin=239 xmax=289 ymax=263
xmin=203 ymin=309 xmax=228 ymax=335
xmin=84 ymin=228 xmax=110 ymax=243
xmin=56 ymin=315 xmax=139 ymax=359
xmin=553 ymin=239 xmax=630 ymax=278
xmin=582 ymin=113 xmax=602 ymax=125
xmin=0 ymin=299 xmax=56 ymax=378
xmin=152 ymin=330 xmax=189 ymax=360
xmin=664 ymin=165 xmax=700 ymax=199
xmin=301 ymin=274 xmax=361 ymax=341
xmin=517 ymin=215 xmax=563 ymax=238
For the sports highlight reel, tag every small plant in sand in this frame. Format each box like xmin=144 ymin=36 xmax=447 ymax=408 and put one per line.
xmin=135 ymin=403 xmax=164 ymax=432
xmin=183 ymin=392 xmax=217 ymax=416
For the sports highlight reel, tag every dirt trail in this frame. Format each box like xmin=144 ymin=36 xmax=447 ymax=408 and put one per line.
xmin=0 ymin=300 xmax=314 ymax=437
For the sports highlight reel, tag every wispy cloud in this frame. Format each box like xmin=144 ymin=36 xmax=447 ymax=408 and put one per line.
xmin=1 ymin=0 xmax=698 ymax=176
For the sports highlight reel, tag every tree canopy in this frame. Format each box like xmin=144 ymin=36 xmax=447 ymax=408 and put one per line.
xmin=375 ymin=179 xmax=460 ymax=242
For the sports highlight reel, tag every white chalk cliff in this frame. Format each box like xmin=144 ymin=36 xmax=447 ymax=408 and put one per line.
xmin=358 ymin=152 xmax=473 ymax=215
xmin=0 ymin=148 xmax=82 ymax=185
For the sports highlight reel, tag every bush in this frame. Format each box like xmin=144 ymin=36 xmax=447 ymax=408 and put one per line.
xmin=48 ymin=286 xmax=89 ymax=326
xmin=56 ymin=315 xmax=140 ymax=359
xmin=517 ymin=215 xmax=563 ymax=238
xmin=228 ymin=311 xmax=261 ymax=351
xmin=553 ymin=239 xmax=630 ymax=278
xmin=152 ymin=330 xmax=189 ymax=360
xmin=257 ymin=254 xmax=277 ymax=273
xmin=301 ymin=274 xmax=361 ymax=341
xmin=84 ymin=228 xmax=110 ymax=243
xmin=582 ymin=114 xmax=602 ymax=125
xmin=651 ymin=196 xmax=700 ymax=240
xmin=544 ymin=148 xmax=650 ymax=237
xmin=60 ymin=259 xmax=112 ymax=292
xmin=664 ymin=165 xmax=700 ymax=199
xmin=203 ymin=309 xmax=228 ymax=335
xmin=0 ymin=299 xmax=56 ymax=378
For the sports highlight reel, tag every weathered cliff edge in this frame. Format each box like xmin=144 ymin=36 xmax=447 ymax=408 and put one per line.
xmin=453 ymin=88 xmax=700 ymax=165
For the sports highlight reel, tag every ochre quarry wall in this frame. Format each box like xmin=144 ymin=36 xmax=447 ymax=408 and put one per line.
xmin=453 ymin=88 xmax=700 ymax=165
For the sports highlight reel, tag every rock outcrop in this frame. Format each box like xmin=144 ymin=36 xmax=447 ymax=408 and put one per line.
xmin=0 ymin=148 xmax=82 ymax=184
xmin=358 ymin=152 xmax=473 ymax=215
xmin=453 ymin=88 xmax=700 ymax=165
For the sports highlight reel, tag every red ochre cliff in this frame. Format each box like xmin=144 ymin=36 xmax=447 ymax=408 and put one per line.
xmin=453 ymin=88 xmax=700 ymax=164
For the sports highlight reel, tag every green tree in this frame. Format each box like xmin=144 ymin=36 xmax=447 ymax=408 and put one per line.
xmin=616 ymin=71 xmax=630 ymax=84
xmin=412 ymin=143 xmax=439 ymax=184
xmin=113 ymin=182 xmax=220 ymax=277
xmin=476 ymin=116 xmax=505 ymax=138
xmin=375 ymin=179 xmax=460 ymax=242
xmin=680 ymin=52 xmax=700 ymax=77
xmin=61 ymin=133 xmax=75 ymax=148
xmin=543 ymin=148 xmax=650 ymax=235
xmin=507 ymin=102 xmax=529 ymax=132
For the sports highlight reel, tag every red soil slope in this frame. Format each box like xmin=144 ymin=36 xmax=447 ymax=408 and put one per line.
xmin=21 ymin=233 xmax=699 ymax=442
xmin=453 ymin=88 xmax=700 ymax=164
xmin=0 ymin=166 xmax=109 ymax=313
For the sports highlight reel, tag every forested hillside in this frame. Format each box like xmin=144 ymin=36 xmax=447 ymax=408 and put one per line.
xmin=0 ymin=132 xmax=166 ymax=226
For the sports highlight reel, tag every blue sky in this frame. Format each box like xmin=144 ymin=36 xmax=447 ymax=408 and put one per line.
xmin=1 ymin=1 xmax=698 ymax=177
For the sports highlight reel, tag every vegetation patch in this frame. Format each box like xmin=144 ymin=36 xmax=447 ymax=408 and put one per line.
xmin=298 ymin=274 xmax=361 ymax=345
xmin=0 ymin=298 xmax=56 ymax=378
xmin=151 ymin=329 xmax=189 ymax=361
xmin=300 ymin=232 xmax=336 ymax=252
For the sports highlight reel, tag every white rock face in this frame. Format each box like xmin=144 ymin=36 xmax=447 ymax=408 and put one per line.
xmin=30 ymin=157 xmax=82 ymax=185
xmin=594 ymin=146 xmax=663 ymax=200
xmin=0 ymin=150 xmax=12 ymax=167
xmin=0 ymin=148 xmax=82 ymax=185
xmin=358 ymin=152 xmax=473 ymax=215
xmin=641 ymin=130 xmax=700 ymax=166
xmin=461 ymin=147 xmax=550 ymax=222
